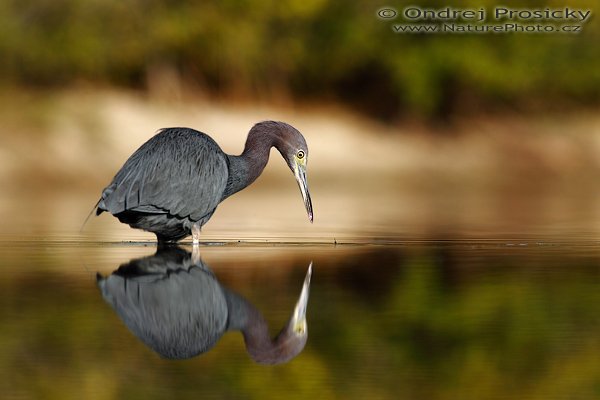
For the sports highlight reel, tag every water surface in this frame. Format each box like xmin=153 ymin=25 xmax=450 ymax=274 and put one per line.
xmin=1 ymin=238 xmax=599 ymax=399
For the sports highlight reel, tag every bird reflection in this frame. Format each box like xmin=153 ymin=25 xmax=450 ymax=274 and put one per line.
xmin=97 ymin=247 xmax=312 ymax=365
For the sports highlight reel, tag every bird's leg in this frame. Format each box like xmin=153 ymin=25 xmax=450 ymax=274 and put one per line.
xmin=192 ymin=222 xmax=201 ymax=245
xmin=191 ymin=244 xmax=201 ymax=265
xmin=191 ymin=222 xmax=202 ymax=264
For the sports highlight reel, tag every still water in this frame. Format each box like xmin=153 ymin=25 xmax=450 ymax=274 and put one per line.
xmin=1 ymin=239 xmax=599 ymax=400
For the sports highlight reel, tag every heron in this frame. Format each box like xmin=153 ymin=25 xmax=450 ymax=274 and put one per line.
xmin=97 ymin=247 xmax=312 ymax=364
xmin=92 ymin=121 xmax=312 ymax=243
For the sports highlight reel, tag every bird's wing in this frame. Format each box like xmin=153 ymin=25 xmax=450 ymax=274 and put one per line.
xmin=98 ymin=128 xmax=229 ymax=221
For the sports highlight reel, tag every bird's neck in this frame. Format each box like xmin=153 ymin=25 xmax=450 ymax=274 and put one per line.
xmin=224 ymin=290 xmax=297 ymax=365
xmin=222 ymin=130 xmax=278 ymax=199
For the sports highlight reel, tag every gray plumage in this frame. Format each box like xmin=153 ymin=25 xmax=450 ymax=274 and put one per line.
xmin=97 ymin=247 xmax=311 ymax=364
xmin=97 ymin=128 xmax=227 ymax=241
xmin=94 ymin=121 xmax=313 ymax=243
xmin=97 ymin=248 xmax=226 ymax=358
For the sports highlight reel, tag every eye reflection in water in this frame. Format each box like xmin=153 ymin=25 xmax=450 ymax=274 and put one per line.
xmin=96 ymin=246 xmax=312 ymax=365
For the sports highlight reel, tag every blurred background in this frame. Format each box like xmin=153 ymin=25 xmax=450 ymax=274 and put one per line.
xmin=1 ymin=0 xmax=599 ymax=241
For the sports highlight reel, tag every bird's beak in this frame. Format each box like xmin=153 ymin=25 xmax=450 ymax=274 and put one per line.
xmin=293 ymin=161 xmax=313 ymax=223
xmin=292 ymin=262 xmax=312 ymax=335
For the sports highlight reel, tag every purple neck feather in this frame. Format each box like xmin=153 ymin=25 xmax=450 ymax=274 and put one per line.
xmin=222 ymin=123 xmax=284 ymax=200
xmin=240 ymin=301 xmax=303 ymax=365
xmin=225 ymin=290 xmax=304 ymax=365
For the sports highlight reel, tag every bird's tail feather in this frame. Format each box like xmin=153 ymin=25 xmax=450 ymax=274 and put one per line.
xmin=80 ymin=198 xmax=101 ymax=233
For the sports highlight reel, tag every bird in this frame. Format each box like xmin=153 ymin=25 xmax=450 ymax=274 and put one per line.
xmin=92 ymin=121 xmax=312 ymax=243
xmin=97 ymin=246 xmax=312 ymax=364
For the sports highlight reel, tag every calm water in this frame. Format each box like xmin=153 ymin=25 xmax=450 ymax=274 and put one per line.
xmin=1 ymin=239 xmax=599 ymax=400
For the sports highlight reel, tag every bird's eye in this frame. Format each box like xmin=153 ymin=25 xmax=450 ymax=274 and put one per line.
xmin=297 ymin=150 xmax=305 ymax=159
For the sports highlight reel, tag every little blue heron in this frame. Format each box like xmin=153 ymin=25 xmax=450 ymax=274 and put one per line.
xmin=97 ymin=247 xmax=312 ymax=364
xmin=94 ymin=121 xmax=312 ymax=243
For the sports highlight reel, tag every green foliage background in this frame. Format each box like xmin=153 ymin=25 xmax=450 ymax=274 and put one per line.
xmin=1 ymin=0 xmax=598 ymax=120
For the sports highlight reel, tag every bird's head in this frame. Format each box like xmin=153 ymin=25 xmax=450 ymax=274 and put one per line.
xmin=266 ymin=121 xmax=313 ymax=223
xmin=288 ymin=261 xmax=312 ymax=337
xmin=253 ymin=262 xmax=312 ymax=365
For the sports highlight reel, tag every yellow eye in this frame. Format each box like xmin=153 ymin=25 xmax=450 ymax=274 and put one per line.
xmin=297 ymin=150 xmax=305 ymax=159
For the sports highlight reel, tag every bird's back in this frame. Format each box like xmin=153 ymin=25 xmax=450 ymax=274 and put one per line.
xmin=98 ymin=262 xmax=229 ymax=359
xmin=97 ymin=128 xmax=229 ymax=222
